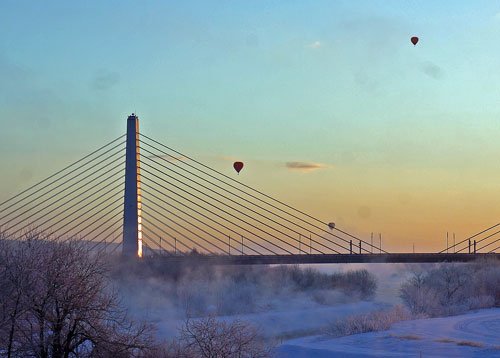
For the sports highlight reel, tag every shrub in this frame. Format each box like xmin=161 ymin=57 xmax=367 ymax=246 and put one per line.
xmin=456 ymin=340 xmax=484 ymax=348
xmin=400 ymin=260 xmax=500 ymax=317
xmin=179 ymin=316 xmax=272 ymax=358
xmin=327 ymin=305 xmax=411 ymax=337
xmin=118 ymin=263 xmax=379 ymax=317
xmin=330 ymin=269 xmax=378 ymax=300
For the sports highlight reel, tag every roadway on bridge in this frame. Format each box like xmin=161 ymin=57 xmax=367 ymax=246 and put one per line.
xmin=145 ymin=252 xmax=500 ymax=265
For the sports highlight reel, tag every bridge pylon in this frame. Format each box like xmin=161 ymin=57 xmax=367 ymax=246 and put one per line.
xmin=122 ymin=114 xmax=143 ymax=258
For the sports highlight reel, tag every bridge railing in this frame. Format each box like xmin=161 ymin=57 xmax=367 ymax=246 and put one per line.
xmin=440 ymin=223 xmax=500 ymax=254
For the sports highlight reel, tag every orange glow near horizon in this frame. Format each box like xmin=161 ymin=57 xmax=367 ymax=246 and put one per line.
xmin=204 ymin=158 xmax=500 ymax=253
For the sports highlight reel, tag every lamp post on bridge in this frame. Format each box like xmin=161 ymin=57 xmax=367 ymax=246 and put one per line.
xmin=122 ymin=114 xmax=143 ymax=258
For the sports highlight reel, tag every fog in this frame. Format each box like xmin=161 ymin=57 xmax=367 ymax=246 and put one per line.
xmin=111 ymin=261 xmax=414 ymax=340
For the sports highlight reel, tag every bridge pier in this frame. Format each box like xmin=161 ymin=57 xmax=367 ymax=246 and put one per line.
xmin=122 ymin=114 xmax=143 ymax=258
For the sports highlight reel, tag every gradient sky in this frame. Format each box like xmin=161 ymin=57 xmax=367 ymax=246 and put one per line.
xmin=2 ymin=1 xmax=500 ymax=251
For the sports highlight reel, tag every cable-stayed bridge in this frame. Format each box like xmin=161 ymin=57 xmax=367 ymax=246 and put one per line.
xmin=0 ymin=114 xmax=498 ymax=265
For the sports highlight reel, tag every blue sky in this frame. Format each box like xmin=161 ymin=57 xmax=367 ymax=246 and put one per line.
xmin=2 ymin=1 xmax=500 ymax=250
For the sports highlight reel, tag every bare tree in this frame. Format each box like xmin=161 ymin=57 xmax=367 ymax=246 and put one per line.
xmin=179 ymin=316 xmax=272 ymax=358
xmin=0 ymin=234 xmax=155 ymax=358
xmin=399 ymin=271 xmax=438 ymax=315
xmin=0 ymin=234 xmax=39 ymax=357
xmin=400 ymin=262 xmax=499 ymax=317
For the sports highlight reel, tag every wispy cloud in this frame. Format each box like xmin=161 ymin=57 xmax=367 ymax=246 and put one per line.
xmin=218 ymin=155 xmax=240 ymax=162
xmin=285 ymin=161 xmax=329 ymax=173
xmin=147 ymin=154 xmax=185 ymax=162
xmin=91 ymin=70 xmax=120 ymax=90
xmin=308 ymin=40 xmax=322 ymax=49
xmin=212 ymin=156 xmax=330 ymax=173
xmin=420 ymin=61 xmax=444 ymax=80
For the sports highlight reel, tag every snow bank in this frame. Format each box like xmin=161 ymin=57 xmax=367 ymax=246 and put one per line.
xmin=278 ymin=308 xmax=500 ymax=357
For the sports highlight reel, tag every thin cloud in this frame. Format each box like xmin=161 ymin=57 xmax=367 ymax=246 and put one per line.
xmin=91 ymin=71 xmax=120 ymax=90
xmin=218 ymin=155 xmax=240 ymax=162
xmin=147 ymin=154 xmax=185 ymax=162
xmin=420 ymin=62 xmax=444 ymax=80
xmin=285 ymin=161 xmax=329 ymax=173
xmin=308 ymin=41 xmax=322 ymax=49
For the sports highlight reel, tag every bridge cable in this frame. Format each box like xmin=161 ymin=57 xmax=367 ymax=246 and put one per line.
xmin=108 ymin=233 xmax=124 ymax=255
xmin=142 ymin=193 xmax=248 ymax=255
xmin=0 ymin=136 xmax=125 ymax=210
xmin=139 ymin=133 xmax=380 ymax=252
xmin=139 ymin=168 xmax=297 ymax=254
xmin=87 ymin=217 xmax=125 ymax=252
xmin=139 ymin=142 xmax=322 ymax=245
xmin=142 ymin=203 xmax=225 ymax=252
xmin=141 ymin=214 xmax=214 ymax=254
xmin=141 ymin=186 xmax=266 ymax=255
xmin=34 ymin=187 xmax=123 ymax=243
xmin=102 ymin=229 xmax=124 ymax=254
xmin=140 ymin=144 xmax=347 ymax=253
xmin=142 ymin=202 xmax=229 ymax=254
xmin=140 ymin=175 xmax=296 ymax=255
xmin=140 ymin=159 xmax=323 ymax=254
xmin=141 ymin=184 xmax=273 ymax=255
xmin=142 ymin=223 xmax=191 ymax=253
xmin=455 ymin=229 xmax=500 ymax=253
xmin=135 ymin=235 xmax=161 ymax=257
xmin=0 ymin=157 xmax=125 ymax=225
xmin=58 ymin=201 xmax=124 ymax=244
xmin=141 ymin=241 xmax=161 ymax=257
xmin=142 ymin=230 xmax=177 ymax=253
xmin=5 ymin=178 xmax=124 ymax=239
xmin=2 ymin=168 xmax=124 ymax=234
xmin=439 ymin=222 xmax=500 ymax=253
xmin=476 ymin=237 xmax=500 ymax=252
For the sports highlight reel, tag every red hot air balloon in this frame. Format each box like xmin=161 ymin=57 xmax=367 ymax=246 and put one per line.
xmin=233 ymin=161 xmax=244 ymax=174
xmin=411 ymin=36 xmax=419 ymax=46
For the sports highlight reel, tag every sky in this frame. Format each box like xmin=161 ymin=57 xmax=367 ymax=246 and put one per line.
xmin=2 ymin=1 xmax=500 ymax=251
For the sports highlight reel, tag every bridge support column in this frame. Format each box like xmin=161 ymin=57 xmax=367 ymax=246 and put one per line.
xmin=122 ymin=114 xmax=142 ymax=258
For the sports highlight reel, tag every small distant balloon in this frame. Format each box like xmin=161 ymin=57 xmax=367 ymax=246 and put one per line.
xmin=410 ymin=36 xmax=419 ymax=46
xmin=233 ymin=161 xmax=244 ymax=174
xmin=328 ymin=222 xmax=336 ymax=230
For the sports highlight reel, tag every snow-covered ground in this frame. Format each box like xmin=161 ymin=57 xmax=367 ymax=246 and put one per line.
xmin=127 ymin=262 xmax=499 ymax=357
xmin=141 ymin=263 xmax=430 ymax=338
xmin=278 ymin=308 xmax=500 ymax=357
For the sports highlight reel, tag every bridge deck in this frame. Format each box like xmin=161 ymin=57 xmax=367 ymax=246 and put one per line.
xmin=145 ymin=253 xmax=500 ymax=265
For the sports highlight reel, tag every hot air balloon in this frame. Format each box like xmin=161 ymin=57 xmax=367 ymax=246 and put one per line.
xmin=410 ymin=36 xmax=419 ymax=46
xmin=328 ymin=222 xmax=335 ymax=230
xmin=233 ymin=161 xmax=244 ymax=174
